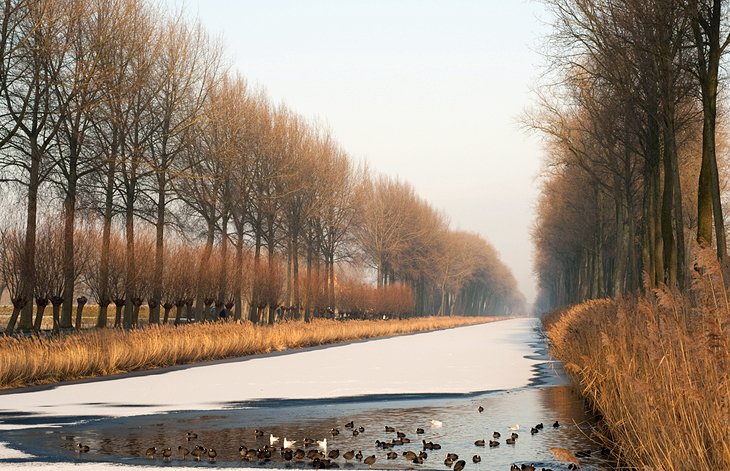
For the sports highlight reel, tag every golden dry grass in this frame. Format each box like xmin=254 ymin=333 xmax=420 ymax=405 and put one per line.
xmin=0 ymin=316 xmax=500 ymax=390
xmin=543 ymin=249 xmax=730 ymax=469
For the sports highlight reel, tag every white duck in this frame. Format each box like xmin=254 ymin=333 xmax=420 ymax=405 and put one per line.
xmin=509 ymin=424 xmax=520 ymax=431
xmin=283 ymin=438 xmax=296 ymax=449
xmin=270 ymin=434 xmax=280 ymax=445
xmin=430 ymin=420 xmax=443 ymax=428
xmin=316 ymin=438 xmax=327 ymax=451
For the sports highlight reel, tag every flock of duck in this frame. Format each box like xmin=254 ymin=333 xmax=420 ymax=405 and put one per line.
xmin=72 ymin=407 xmax=598 ymax=470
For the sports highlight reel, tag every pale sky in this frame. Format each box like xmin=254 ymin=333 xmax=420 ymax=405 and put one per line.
xmin=164 ymin=0 xmax=548 ymax=305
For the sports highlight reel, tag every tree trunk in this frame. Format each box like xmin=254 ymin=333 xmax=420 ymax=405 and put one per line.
xmin=151 ymin=175 xmax=166 ymax=325
xmin=97 ymin=302 xmax=109 ymax=329
xmin=19 ymin=143 xmax=41 ymax=331
xmin=162 ymin=303 xmax=172 ymax=324
xmin=195 ymin=216 xmax=215 ymax=322
xmin=123 ymin=202 xmax=135 ymax=328
xmin=97 ymin=132 xmax=117 ymax=328
xmin=74 ymin=296 xmax=87 ymax=330
xmin=661 ymin=121 xmax=677 ymax=286
xmin=5 ymin=299 xmax=25 ymax=334
xmin=51 ymin=298 xmax=62 ymax=333
xmin=33 ymin=299 xmax=48 ymax=332
xmin=60 ymin=173 xmax=77 ymax=329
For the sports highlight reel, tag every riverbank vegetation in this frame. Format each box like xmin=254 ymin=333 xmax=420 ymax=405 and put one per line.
xmin=532 ymin=0 xmax=730 ymax=468
xmin=543 ymin=250 xmax=730 ymax=468
xmin=0 ymin=0 xmax=523 ymax=337
xmin=0 ymin=316 xmax=497 ymax=390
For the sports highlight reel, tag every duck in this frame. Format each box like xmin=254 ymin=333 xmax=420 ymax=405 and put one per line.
xmin=430 ymin=419 xmax=443 ymax=428
xmin=270 ymin=434 xmax=280 ymax=445
xmin=191 ymin=446 xmax=204 ymax=461
xmin=345 ymin=421 xmax=354 ymax=428
xmin=506 ymin=437 xmax=516 ymax=445
xmin=387 ymin=451 xmax=398 ymax=459
xmin=331 ymin=428 xmax=340 ymax=436
xmin=535 ymin=423 xmax=544 ymax=430
xmin=304 ymin=438 xmax=315 ymax=446
xmin=207 ymin=448 xmax=217 ymax=462
xmin=245 ymin=448 xmax=258 ymax=461
xmin=239 ymin=445 xmax=248 ymax=458
xmin=385 ymin=426 xmax=396 ymax=432
xmin=317 ymin=438 xmax=327 ymax=451
xmin=472 ymin=455 xmax=481 ymax=463
xmin=178 ymin=445 xmax=190 ymax=459
xmin=453 ymin=459 xmax=466 ymax=471
xmin=521 ymin=465 xmax=535 ymax=471
xmin=509 ymin=424 xmax=520 ymax=431
xmin=162 ymin=448 xmax=172 ymax=461
xmin=511 ymin=432 xmax=519 ymax=439
xmin=294 ymin=449 xmax=306 ymax=460
xmin=489 ymin=440 xmax=499 ymax=447
xmin=412 ymin=456 xmax=425 ymax=464
xmin=478 ymin=405 xmax=484 ymax=413
xmin=492 ymin=431 xmax=501 ymax=438
xmin=282 ymin=449 xmax=293 ymax=461
xmin=474 ymin=439 xmax=485 ymax=446
xmin=416 ymin=427 xmax=425 ymax=434
xmin=145 ymin=447 xmax=157 ymax=459
xmin=255 ymin=429 xmax=265 ymax=437
xmin=308 ymin=449 xmax=323 ymax=460
xmin=352 ymin=430 xmax=359 ymax=436
xmin=397 ymin=431 xmax=406 ymax=438
xmin=552 ymin=421 xmax=560 ymax=428
xmin=358 ymin=426 xmax=365 ymax=433
xmin=355 ymin=450 xmax=363 ymax=461
xmin=446 ymin=453 xmax=458 ymax=461
xmin=511 ymin=465 xmax=520 ymax=471
xmin=530 ymin=427 xmax=538 ymax=435
xmin=328 ymin=449 xmax=339 ymax=459
xmin=343 ymin=450 xmax=355 ymax=461
xmin=403 ymin=451 xmax=417 ymax=460
xmin=258 ymin=448 xmax=272 ymax=461
xmin=76 ymin=443 xmax=90 ymax=453
xmin=419 ymin=451 xmax=428 ymax=459
xmin=363 ymin=455 xmax=377 ymax=467
xmin=283 ymin=438 xmax=297 ymax=449
xmin=186 ymin=431 xmax=198 ymax=440
xmin=568 ymin=464 xmax=578 ymax=470
xmin=444 ymin=456 xmax=454 ymax=467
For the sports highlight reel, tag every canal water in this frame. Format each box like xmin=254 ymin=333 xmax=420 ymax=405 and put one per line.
xmin=0 ymin=325 xmax=615 ymax=470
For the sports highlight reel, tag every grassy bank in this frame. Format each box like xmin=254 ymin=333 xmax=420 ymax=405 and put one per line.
xmin=543 ymin=255 xmax=730 ymax=469
xmin=0 ymin=316 xmax=499 ymax=390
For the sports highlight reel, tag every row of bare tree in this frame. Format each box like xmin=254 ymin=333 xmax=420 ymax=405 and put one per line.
xmin=0 ymin=0 xmax=523 ymax=332
xmin=531 ymin=0 xmax=730 ymax=311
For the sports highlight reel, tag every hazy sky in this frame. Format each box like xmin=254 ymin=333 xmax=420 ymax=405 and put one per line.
xmin=164 ymin=0 xmax=549 ymax=305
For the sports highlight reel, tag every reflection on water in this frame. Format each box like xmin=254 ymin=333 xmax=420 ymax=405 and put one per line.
xmin=9 ymin=384 xmax=614 ymax=470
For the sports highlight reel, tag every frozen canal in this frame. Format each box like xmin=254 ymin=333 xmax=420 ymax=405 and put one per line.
xmin=0 ymin=318 xmax=613 ymax=469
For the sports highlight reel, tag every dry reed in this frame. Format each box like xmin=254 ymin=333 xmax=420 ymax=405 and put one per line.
xmin=543 ymin=248 xmax=730 ymax=469
xmin=0 ymin=316 xmax=498 ymax=390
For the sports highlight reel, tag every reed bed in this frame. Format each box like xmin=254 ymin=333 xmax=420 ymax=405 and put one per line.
xmin=0 ymin=316 xmax=497 ymax=390
xmin=543 ymin=250 xmax=730 ymax=469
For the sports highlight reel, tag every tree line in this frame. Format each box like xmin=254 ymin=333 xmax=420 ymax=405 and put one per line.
xmin=531 ymin=0 xmax=730 ymax=312
xmin=0 ymin=0 xmax=523 ymax=333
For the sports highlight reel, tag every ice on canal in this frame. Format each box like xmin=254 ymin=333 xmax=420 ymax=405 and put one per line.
xmin=0 ymin=318 xmax=614 ymax=469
